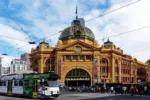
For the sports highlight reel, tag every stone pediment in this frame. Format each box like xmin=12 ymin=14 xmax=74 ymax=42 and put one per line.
xmin=56 ymin=40 xmax=99 ymax=51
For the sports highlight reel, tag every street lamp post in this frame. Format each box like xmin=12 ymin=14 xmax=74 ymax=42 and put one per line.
xmin=102 ymin=76 xmax=106 ymax=88
xmin=0 ymin=57 xmax=3 ymax=76
xmin=50 ymin=58 xmax=51 ymax=72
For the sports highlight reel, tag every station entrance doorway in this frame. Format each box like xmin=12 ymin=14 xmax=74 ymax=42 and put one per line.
xmin=65 ymin=68 xmax=91 ymax=86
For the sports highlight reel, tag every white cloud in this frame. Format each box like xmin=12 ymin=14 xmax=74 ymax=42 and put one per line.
xmin=84 ymin=0 xmax=150 ymax=62
xmin=0 ymin=0 xmax=149 ymax=63
xmin=0 ymin=24 xmax=37 ymax=53
xmin=0 ymin=55 xmax=16 ymax=67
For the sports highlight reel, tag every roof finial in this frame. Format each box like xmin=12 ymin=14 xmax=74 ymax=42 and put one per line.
xmin=43 ymin=38 xmax=45 ymax=42
xmin=76 ymin=5 xmax=78 ymax=19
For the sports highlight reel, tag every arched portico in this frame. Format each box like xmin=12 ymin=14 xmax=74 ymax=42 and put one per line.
xmin=65 ymin=68 xmax=91 ymax=86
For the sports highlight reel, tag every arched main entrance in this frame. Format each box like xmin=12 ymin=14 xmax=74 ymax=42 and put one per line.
xmin=65 ymin=68 xmax=91 ymax=86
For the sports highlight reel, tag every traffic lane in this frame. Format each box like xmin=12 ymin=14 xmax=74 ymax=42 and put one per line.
xmin=80 ymin=95 xmax=150 ymax=100
xmin=56 ymin=92 xmax=116 ymax=100
xmin=0 ymin=95 xmax=57 ymax=100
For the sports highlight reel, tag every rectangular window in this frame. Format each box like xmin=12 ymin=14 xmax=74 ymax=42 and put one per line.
xmin=101 ymin=67 xmax=105 ymax=73
xmin=123 ymin=69 xmax=125 ymax=74
xmin=105 ymin=67 xmax=108 ymax=73
xmin=79 ymin=55 xmax=84 ymax=60
xmin=14 ymin=80 xmax=19 ymax=86
xmin=24 ymin=80 xmax=29 ymax=87
xmin=3 ymin=81 xmax=6 ymax=86
xmin=115 ymin=67 xmax=119 ymax=73
xmin=0 ymin=81 xmax=2 ymax=86
xmin=73 ymin=55 xmax=78 ymax=60
xmin=115 ymin=76 xmax=119 ymax=82
xmin=17 ymin=66 xmax=20 ymax=71
xmin=66 ymin=55 xmax=71 ymax=60
xmin=86 ymin=55 xmax=91 ymax=60
xmin=19 ymin=80 xmax=23 ymax=86
xmin=20 ymin=62 xmax=23 ymax=64
xmin=13 ymin=65 xmax=15 ymax=72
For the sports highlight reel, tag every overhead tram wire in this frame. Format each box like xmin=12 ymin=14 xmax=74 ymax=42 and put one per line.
xmin=6 ymin=24 xmax=150 ymax=55
xmin=4 ymin=31 xmax=62 ymax=55
xmin=38 ymin=0 xmax=142 ymax=41
xmin=2 ymin=6 xmax=35 ymax=44
xmin=2 ymin=0 xmax=143 ymax=55
xmin=100 ymin=25 xmax=150 ymax=40
xmin=85 ymin=0 xmax=142 ymax=22
xmin=26 ymin=0 xmax=142 ymax=42
xmin=0 ymin=34 xmax=30 ymax=42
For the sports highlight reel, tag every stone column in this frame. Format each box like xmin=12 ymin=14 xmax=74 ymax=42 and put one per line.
xmin=118 ymin=58 xmax=121 ymax=82
xmin=130 ymin=62 xmax=133 ymax=83
xmin=0 ymin=57 xmax=2 ymax=76
xmin=111 ymin=54 xmax=115 ymax=83
xmin=39 ymin=54 xmax=44 ymax=73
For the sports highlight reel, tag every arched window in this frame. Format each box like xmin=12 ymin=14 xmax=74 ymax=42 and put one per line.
xmin=45 ymin=58 xmax=54 ymax=72
xmin=101 ymin=58 xmax=108 ymax=73
xmin=115 ymin=59 xmax=119 ymax=74
xmin=101 ymin=58 xmax=108 ymax=63
xmin=74 ymin=30 xmax=81 ymax=37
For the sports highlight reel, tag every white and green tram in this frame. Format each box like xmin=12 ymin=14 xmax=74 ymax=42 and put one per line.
xmin=0 ymin=72 xmax=60 ymax=99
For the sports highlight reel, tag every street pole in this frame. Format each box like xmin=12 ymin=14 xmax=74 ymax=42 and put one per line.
xmin=50 ymin=58 xmax=51 ymax=72
xmin=0 ymin=57 xmax=3 ymax=76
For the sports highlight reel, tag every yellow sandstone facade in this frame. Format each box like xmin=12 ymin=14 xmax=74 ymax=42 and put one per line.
xmin=30 ymin=17 xmax=150 ymax=86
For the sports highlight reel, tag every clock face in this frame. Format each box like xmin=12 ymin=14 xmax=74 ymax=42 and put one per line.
xmin=76 ymin=46 xmax=81 ymax=52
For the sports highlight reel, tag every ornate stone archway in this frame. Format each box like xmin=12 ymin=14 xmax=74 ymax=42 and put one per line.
xmin=65 ymin=68 xmax=91 ymax=86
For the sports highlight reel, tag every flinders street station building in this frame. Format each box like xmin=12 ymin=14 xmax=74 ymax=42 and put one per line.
xmin=30 ymin=16 xmax=150 ymax=86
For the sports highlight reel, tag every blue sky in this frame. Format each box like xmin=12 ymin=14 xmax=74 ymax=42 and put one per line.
xmin=0 ymin=0 xmax=150 ymax=66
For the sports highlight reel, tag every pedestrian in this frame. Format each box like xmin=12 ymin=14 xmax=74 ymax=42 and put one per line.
xmin=130 ymin=85 xmax=135 ymax=96
xmin=110 ymin=86 xmax=114 ymax=94
xmin=122 ymin=86 xmax=127 ymax=95
xmin=144 ymin=86 xmax=147 ymax=95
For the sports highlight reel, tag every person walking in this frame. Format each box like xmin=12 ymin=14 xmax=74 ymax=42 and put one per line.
xmin=130 ymin=85 xmax=135 ymax=96
xmin=144 ymin=86 xmax=147 ymax=95
xmin=110 ymin=86 xmax=114 ymax=94
xmin=122 ymin=86 xmax=127 ymax=95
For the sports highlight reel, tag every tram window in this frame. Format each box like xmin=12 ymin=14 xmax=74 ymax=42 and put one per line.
xmin=3 ymin=81 xmax=6 ymax=86
xmin=0 ymin=82 xmax=2 ymax=86
xmin=44 ymin=81 xmax=49 ymax=86
xmin=24 ymin=80 xmax=29 ymax=87
xmin=19 ymin=80 xmax=23 ymax=86
xmin=14 ymin=80 xmax=19 ymax=86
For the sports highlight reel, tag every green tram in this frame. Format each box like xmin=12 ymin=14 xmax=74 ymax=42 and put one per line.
xmin=0 ymin=72 xmax=60 ymax=99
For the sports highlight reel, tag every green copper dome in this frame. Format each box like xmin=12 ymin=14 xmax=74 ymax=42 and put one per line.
xmin=147 ymin=59 xmax=150 ymax=64
xmin=103 ymin=39 xmax=115 ymax=48
xmin=59 ymin=19 xmax=95 ymax=40
xmin=36 ymin=40 xmax=50 ymax=49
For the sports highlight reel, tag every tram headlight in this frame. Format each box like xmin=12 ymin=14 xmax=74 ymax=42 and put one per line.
xmin=44 ymin=87 xmax=47 ymax=90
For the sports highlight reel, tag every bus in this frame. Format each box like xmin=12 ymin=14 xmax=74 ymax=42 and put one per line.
xmin=0 ymin=72 xmax=60 ymax=99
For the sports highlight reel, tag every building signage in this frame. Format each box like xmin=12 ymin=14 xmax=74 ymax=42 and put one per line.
xmin=58 ymin=58 xmax=61 ymax=79
xmin=94 ymin=58 xmax=98 ymax=79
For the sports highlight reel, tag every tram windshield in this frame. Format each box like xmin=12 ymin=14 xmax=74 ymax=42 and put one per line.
xmin=43 ymin=80 xmax=58 ymax=87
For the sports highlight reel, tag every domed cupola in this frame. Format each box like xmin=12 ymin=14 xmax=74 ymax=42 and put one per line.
xmin=146 ymin=59 xmax=150 ymax=64
xmin=36 ymin=40 xmax=50 ymax=49
xmin=103 ymin=39 xmax=116 ymax=48
xmin=59 ymin=7 xmax=95 ymax=41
